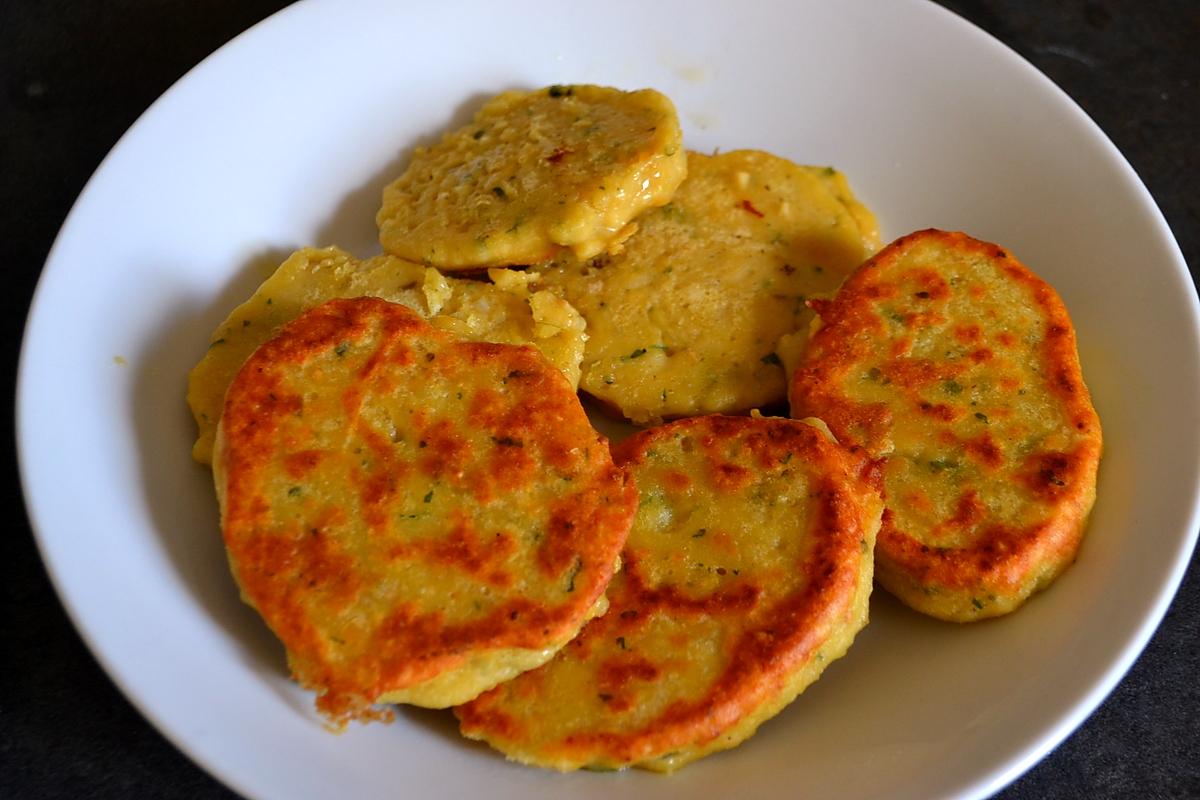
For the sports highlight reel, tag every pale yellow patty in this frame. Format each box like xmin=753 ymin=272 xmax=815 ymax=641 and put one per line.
xmin=530 ymin=150 xmax=879 ymax=425
xmin=188 ymin=247 xmax=586 ymax=464
xmin=456 ymin=415 xmax=882 ymax=772
xmin=376 ymin=85 xmax=686 ymax=269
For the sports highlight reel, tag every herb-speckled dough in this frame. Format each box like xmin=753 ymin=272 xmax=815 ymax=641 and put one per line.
xmin=214 ymin=298 xmax=636 ymax=724
xmin=456 ymin=415 xmax=881 ymax=772
xmin=376 ymin=85 xmax=687 ymax=269
xmin=188 ymin=246 xmax=586 ymax=464
xmin=790 ymin=230 xmax=1102 ymax=621
xmin=531 ymin=150 xmax=879 ymax=425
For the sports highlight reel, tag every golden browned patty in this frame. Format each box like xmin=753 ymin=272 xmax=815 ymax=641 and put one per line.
xmin=456 ymin=415 xmax=881 ymax=772
xmin=531 ymin=150 xmax=879 ymax=425
xmin=188 ymin=246 xmax=586 ymax=464
xmin=790 ymin=229 xmax=1102 ymax=621
xmin=213 ymin=297 xmax=636 ymax=724
xmin=376 ymin=85 xmax=686 ymax=269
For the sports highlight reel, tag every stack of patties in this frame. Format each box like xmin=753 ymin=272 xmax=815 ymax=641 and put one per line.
xmin=193 ymin=82 xmax=1100 ymax=771
xmin=193 ymin=83 xmax=887 ymax=760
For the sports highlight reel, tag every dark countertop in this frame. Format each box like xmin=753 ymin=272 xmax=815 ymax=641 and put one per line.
xmin=2 ymin=1 xmax=1196 ymax=798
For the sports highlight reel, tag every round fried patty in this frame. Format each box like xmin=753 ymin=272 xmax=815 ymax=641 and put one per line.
xmin=456 ymin=415 xmax=881 ymax=771
xmin=188 ymin=246 xmax=586 ymax=464
xmin=531 ymin=150 xmax=879 ymax=424
xmin=376 ymin=84 xmax=686 ymax=269
xmin=790 ymin=229 xmax=1102 ymax=621
xmin=214 ymin=297 xmax=636 ymax=724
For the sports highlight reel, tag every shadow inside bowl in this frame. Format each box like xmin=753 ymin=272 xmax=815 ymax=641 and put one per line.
xmin=130 ymin=249 xmax=297 ymax=689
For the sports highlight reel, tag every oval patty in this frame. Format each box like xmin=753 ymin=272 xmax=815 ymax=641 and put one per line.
xmin=456 ymin=415 xmax=881 ymax=771
xmin=376 ymin=84 xmax=686 ymax=269
xmin=531 ymin=150 xmax=879 ymax=425
xmin=188 ymin=246 xmax=586 ymax=464
xmin=790 ymin=229 xmax=1102 ymax=621
xmin=214 ymin=297 xmax=636 ymax=724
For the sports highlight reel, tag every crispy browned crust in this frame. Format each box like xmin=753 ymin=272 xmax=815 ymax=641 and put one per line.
xmin=790 ymin=229 xmax=1102 ymax=621
xmin=456 ymin=415 xmax=880 ymax=768
xmin=216 ymin=297 xmax=636 ymax=723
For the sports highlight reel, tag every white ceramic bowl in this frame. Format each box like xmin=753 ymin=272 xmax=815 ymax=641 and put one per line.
xmin=18 ymin=1 xmax=1199 ymax=798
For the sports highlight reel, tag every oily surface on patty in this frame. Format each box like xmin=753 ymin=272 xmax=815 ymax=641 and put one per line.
xmin=214 ymin=297 xmax=635 ymax=723
xmin=188 ymin=246 xmax=586 ymax=464
xmin=456 ymin=415 xmax=881 ymax=771
xmin=377 ymin=84 xmax=686 ymax=269
xmin=532 ymin=150 xmax=879 ymax=425
xmin=790 ymin=229 xmax=1101 ymax=621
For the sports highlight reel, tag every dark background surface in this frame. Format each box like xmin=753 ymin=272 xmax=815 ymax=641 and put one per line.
xmin=2 ymin=1 xmax=1196 ymax=798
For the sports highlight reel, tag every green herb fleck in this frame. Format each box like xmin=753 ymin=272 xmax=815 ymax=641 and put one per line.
xmin=761 ymin=352 xmax=782 ymax=366
xmin=547 ymin=84 xmax=573 ymax=98
xmin=491 ymin=185 xmax=508 ymax=200
xmin=423 ymin=490 xmax=434 ymax=503
xmin=287 ymin=486 xmax=302 ymax=497
xmin=472 ymin=129 xmax=485 ymax=140
xmin=625 ymin=347 xmax=647 ymax=360
xmin=943 ymin=380 xmax=963 ymax=395
xmin=971 ymin=597 xmax=984 ymax=610
xmin=692 ymin=528 xmax=707 ymax=538
xmin=208 ymin=338 xmax=226 ymax=349
xmin=823 ymin=166 xmax=837 ymax=176
xmin=866 ymin=366 xmax=882 ymax=381
xmin=975 ymin=412 xmax=989 ymax=423
xmin=928 ymin=458 xmax=960 ymax=473
xmin=781 ymin=452 xmax=794 ymax=464
xmin=616 ymin=636 xmax=628 ymax=650
xmin=334 ymin=342 xmax=349 ymax=357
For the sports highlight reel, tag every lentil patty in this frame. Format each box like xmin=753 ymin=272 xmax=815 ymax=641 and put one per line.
xmin=456 ymin=415 xmax=881 ymax=771
xmin=213 ymin=297 xmax=635 ymax=723
xmin=790 ymin=229 xmax=1102 ymax=621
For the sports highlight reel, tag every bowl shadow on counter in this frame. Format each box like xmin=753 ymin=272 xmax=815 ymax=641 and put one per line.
xmin=130 ymin=247 xmax=313 ymax=718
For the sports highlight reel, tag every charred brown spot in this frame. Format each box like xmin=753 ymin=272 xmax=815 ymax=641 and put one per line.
xmin=284 ymin=449 xmax=324 ymax=479
xmin=1021 ymin=451 xmax=1080 ymax=500
xmin=963 ymin=433 xmax=1004 ymax=469
xmin=917 ymin=401 xmax=957 ymax=421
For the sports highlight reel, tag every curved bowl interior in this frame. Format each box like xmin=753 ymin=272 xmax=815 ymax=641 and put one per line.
xmin=17 ymin=1 xmax=1199 ymax=798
